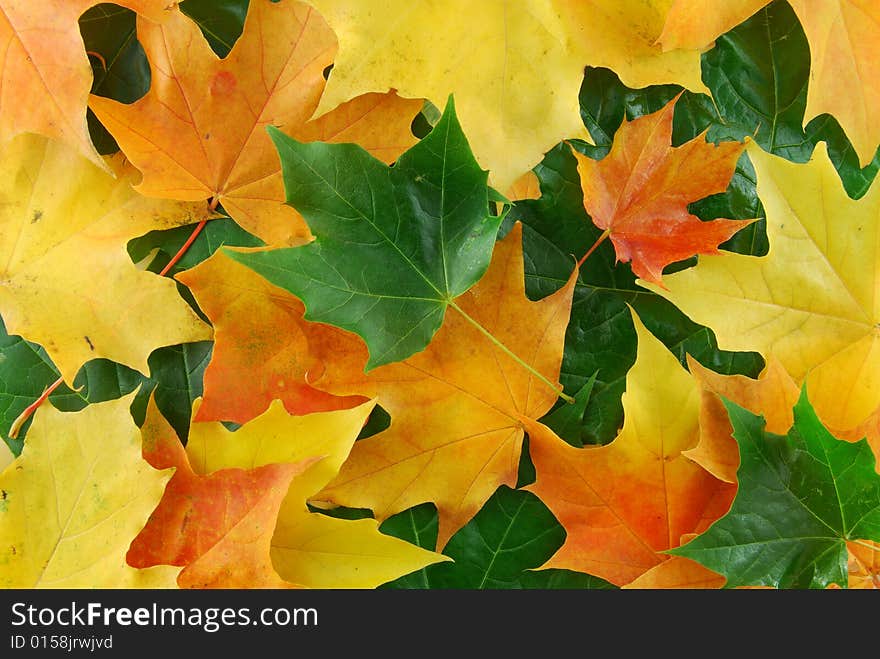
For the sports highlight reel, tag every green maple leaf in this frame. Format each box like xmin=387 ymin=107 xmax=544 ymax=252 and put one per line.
xmin=231 ymin=96 xmax=501 ymax=369
xmin=670 ymin=386 xmax=880 ymax=589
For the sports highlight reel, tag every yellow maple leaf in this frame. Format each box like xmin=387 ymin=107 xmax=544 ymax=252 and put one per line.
xmin=89 ymin=0 xmax=422 ymax=246
xmin=184 ymin=399 xmax=449 ymax=588
xmin=643 ymin=143 xmax=880 ymax=436
xmin=306 ymin=0 xmax=707 ymax=193
xmin=0 ymin=394 xmax=179 ymax=588
xmin=0 ymin=134 xmax=213 ymax=385
xmin=0 ymin=0 xmax=172 ymax=169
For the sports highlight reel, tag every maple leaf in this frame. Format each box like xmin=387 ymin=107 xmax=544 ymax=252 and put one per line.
xmin=233 ymin=97 xmax=504 ymax=368
xmin=302 ymin=223 xmax=576 ymax=549
xmin=181 ymin=398 xmax=449 ymax=588
xmin=572 ymin=95 xmax=754 ymax=286
xmin=89 ymin=0 xmax=422 ymax=246
xmin=642 ymin=143 xmax=880 ymax=437
xmin=510 ymin=140 xmax=764 ymax=446
xmin=525 ymin=308 xmax=734 ymax=586
xmin=176 ymin=249 xmax=365 ymax=424
xmin=305 ymin=0 xmax=710 ymax=193
xmin=0 ymin=134 xmax=213 ymax=385
xmin=0 ymin=394 xmax=179 ymax=588
xmin=129 ymin=398 xmax=318 ymax=588
xmin=0 ymin=0 xmax=172 ymax=169
xmin=672 ymin=388 xmax=880 ymax=589
xmin=380 ymin=487 xmax=617 ymax=589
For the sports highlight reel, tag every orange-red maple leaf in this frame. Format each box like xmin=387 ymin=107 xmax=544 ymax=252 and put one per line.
xmin=89 ymin=0 xmax=422 ymax=245
xmin=312 ymin=223 xmax=576 ymax=549
xmin=572 ymin=95 xmax=753 ymax=286
xmin=176 ymin=249 xmax=366 ymax=424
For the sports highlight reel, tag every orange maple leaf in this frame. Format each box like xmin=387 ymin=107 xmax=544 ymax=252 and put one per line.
xmin=311 ymin=223 xmax=576 ymax=549
xmin=0 ymin=0 xmax=171 ymax=169
xmin=572 ymin=95 xmax=753 ymax=286
xmin=176 ymin=249 xmax=365 ymax=424
xmin=525 ymin=309 xmax=734 ymax=586
xmin=89 ymin=0 xmax=422 ymax=246
xmin=129 ymin=398 xmax=316 ymax=588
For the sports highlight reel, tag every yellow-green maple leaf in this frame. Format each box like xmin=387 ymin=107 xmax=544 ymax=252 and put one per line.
xmin=0 ymin=134 xmax=213 ymax=385
xmin=0 ymin=394 xmax=179 ymax=588
xmin=305 ymin=0 xmax=707 ymax=192
xmin=643 ymin=142 xmax=880 ymax=434
xmin=185 ymin=399 xmax=450 ymax=588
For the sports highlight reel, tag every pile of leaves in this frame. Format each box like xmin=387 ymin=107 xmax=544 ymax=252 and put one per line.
xmin=1 ymin=0 xmax=879 ymax=590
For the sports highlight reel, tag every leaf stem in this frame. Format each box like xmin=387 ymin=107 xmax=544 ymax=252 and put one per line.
xmin=577 ymin=228 xmax=611 ymax=268
xmin=9 ymin=376 xmax=64 ymax=439
xmin=158 ymin=197 xmax=218 ymax=277
xmin=85 ymin=50 xmax=107 ymax=71
xmin=448 ymin=301 xmax=574 ymax=404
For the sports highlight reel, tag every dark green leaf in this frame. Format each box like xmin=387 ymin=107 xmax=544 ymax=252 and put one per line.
xmin=671 ymin=387 xmax=880 ymax=589
xmin=380 ymin=487 xmax=613 ymax=589
xmin=701 ymin=1 xmax=811 ymax=162
xmin=519 ymin=568 xmax=616 ymax=589
xmin=231 ymin=97 xmax=499 ymax=369
xmin=131 ymin=342 xmax=213 ymax=442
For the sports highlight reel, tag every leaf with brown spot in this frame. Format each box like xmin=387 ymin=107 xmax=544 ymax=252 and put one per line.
xmin=0 ymin=133 xmax=213 ymax=385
